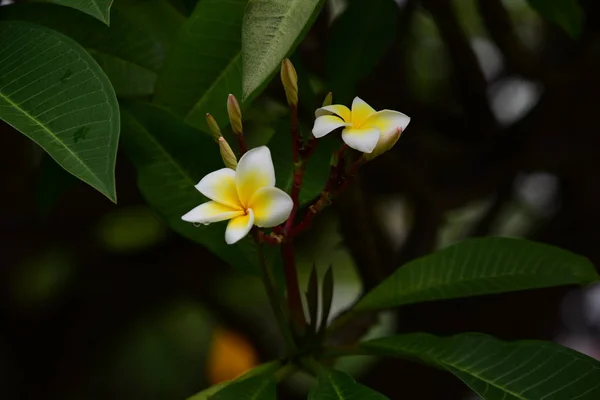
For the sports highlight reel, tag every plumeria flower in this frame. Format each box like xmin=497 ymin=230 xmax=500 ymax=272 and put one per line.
xmin=181 ymin=146 xmax=293 ymax=245
xmin=312 ymin=96 xmax=410 ymax=156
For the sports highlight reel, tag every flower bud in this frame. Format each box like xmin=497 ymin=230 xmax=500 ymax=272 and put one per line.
xmin=280 ymin=58 xmax=298 ymax=107
xmin=219 ymin=136 xmax=237 ymax=169
xmin=227 ymin=94 xmax=243 ymax=136
xmin=206 ymin=113 xmax=221 ymax=141
xmin=322 ymin=92 xmax=333 ymax=107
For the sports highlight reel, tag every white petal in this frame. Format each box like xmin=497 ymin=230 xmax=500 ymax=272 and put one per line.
xmin=235 ymin=146 xmax=276 ymax=208
xmin=181 ymin=201 xmax=243 ymax=223
xmin=249 ymin=187 xmax=294 ymax=228
xmin=363 ymin=110 xmax=410 ymax=135
xmin=195 ymin=168 xmax=241 ymax=209
xmin=351 ymin=96 xmax=377 ymax=127
xmin=312 ymin=115 xmax=348 ymax=138
xmin=362 ymin=110 xmax=411 ymax=159
xmin=225 ymin=209 xmax=254 ymax=244
xmin=341 ymin=127 xmax=380 ymax=153
xmin=315 ymin=105 xmax=351 ymax=121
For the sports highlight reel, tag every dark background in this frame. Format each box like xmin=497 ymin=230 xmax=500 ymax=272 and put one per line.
xmin=1 ymin=0 xmax=600 ymax=399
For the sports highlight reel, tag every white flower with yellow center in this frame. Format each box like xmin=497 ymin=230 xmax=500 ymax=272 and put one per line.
xmin=181 ymin=146 xmax=293 ymax=244
xmin=312 ymin=96 xmax=410 ymax=157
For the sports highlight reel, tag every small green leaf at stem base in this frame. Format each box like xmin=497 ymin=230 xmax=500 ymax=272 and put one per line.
xmin=319 ymin=266 xmax=334 ymax=338
xmin=306 ymin=264 xmax=319 ymax=334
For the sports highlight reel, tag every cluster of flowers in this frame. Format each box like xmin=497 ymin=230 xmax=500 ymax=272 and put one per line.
xmin=182 ymin=61 xmax=410 ymax=245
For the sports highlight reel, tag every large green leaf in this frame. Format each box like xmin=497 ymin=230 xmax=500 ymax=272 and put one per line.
xmin=188 ymin=361 xmax=280 ymax=400
xmin=153 ymin=0 xmax=246 ymax=133
xmin=354 ymin=237 xmax=598 ymax=312
xmin=241 ymin=0 xmax=325 ymax=101
xmin=527 ymin=0 xmax=583 ymax=39
xmin=1 ymin=1 xmax=183 ymax=97
xmin=211 ymin=375 xmax=276 ymax=400
xmin=47 ymin=0 xmax=114 ymax=25
xmin=362 ymin=333 xmax=600 ymax=400
xmin=119 ymin=101 xmax=258 ymax=273
xmin=0 ymin=21 xmax=119 ymax=201
xmin=309 ymin=369 xmax=388 ymax=400
xmin=325 ymin=0 xmax=398 ymax=103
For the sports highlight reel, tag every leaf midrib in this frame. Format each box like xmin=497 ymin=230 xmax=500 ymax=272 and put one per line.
xmin=248 ymin=378 xmax=272 ymax=400
xmin=0 ymin=88 xmax=105 ymax=191
xmin=442 ymin=363 xmax=526 ymax=399
xmin=358 ymin=267 xmax=583 ymax=310
xmin=371 ymin=343 xmax=526 ymax=400
xmin=330 ymin=375 xmax=346 ymax=399
xmin=258 ymin=0 xmax=314 ymax=60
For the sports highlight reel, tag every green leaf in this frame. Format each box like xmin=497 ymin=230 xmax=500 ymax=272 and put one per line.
xmin=354 ymin=237 xmax=598 ymax=312
xmin=154 ymin=0 xmax=246 ymax=133
xmin=1 ymin=1 xmax=183 ymax=98
xmin=307 ymin=264 xmax=319 ymax=330
xmin=309 ymin=369 xmax=388 ymax=400
xmin=241 ymin=0 xmax=325 ymax=102
xmin=319 ymin=266 xmax=334 ymax=336
xmin=527 ymin=0 xmax=583 ymax=39
xmin=187 ymin=361 xmax=280 ymax=400
xmin=326 ymin=0 xmax=398 ymax=103
xmin=47 ymin=0 xmax=114 ymax=25
xmin=0 ymin=21 xmax=119 ymax=201
xmin=211 ymin=375 xmax=277 ymax=400
xmin=119 ymin=101 xmax=258 ymax=274
xmin=362 ymin=333 xmax=600 ymax=400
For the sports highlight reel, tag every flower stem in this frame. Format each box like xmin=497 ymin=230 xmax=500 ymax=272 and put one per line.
xmin=281 ymin=241 xmax=306 ymax=332
xmin=290 ymin=144 xmax=355 ymax=237
xmin=279 ymin=102 xmax=308 ymax=335
xmin=236 ymin=133 xmax=247 ymax=155
xmin=253 ymin=230 xmax=296 ymax=353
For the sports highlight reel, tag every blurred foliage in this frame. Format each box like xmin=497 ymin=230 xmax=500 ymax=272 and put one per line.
xmin=2 ymin=0 xmax=600 ymax=399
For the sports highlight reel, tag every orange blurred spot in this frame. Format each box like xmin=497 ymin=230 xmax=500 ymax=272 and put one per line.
xmin=207 ymin=327 xmax=259 ymax=385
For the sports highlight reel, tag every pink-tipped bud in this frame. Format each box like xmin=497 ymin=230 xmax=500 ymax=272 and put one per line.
xmin=206 ymin=113 xmax=221 ymax=141
xmin=218 ymin=137 xmax=237 ymax=169
xmin=227 ymin=94 xmax=243 ymax=136
xmin=281 ymin=58 xmax=298 ymax=107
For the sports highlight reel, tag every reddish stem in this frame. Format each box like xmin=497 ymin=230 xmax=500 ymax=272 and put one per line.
xmin=282 ymin=241 xmax=306 ymax=331
xmin=236 ymin=133 xmax=247 ymax=155
xmin=283 ymin=103 xmax=306 ymax=235
xmin=290 ymin=146 xmax=362 ymax=237
xmin=290 ymin=105 xmax=300 ymax=163
xmin=279 ymin=102 xmax=307 ymax=333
